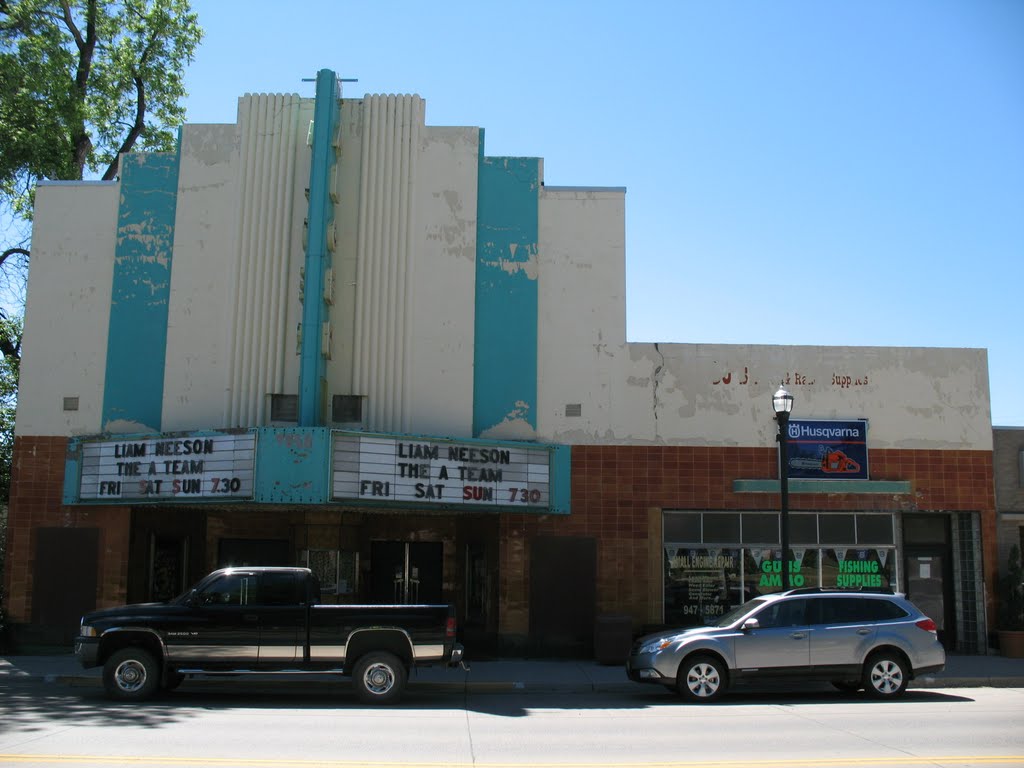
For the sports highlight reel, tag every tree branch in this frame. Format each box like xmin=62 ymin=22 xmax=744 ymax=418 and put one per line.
xmin=69 ymin=0 xmax=99 ymax=177
xmin=0 ymin=248 xmax=30 ymax=270
xmin=102 ymin=76 xmax=146 ymax=181
xmin=0 ymin=333 xmax=20 ymax=362
xmin=58 ymin=0 xmax=85 ymax=50
xmin=0 ymin=248 xmax=26 ymax=362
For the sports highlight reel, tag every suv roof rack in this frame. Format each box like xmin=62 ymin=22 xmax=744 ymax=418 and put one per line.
xmin=780 ymin=587 xmax=896 ymax=596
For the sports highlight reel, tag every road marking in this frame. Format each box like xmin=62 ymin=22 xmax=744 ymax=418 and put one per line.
xmin=2 ymin=756 xmax=1024 ymax=767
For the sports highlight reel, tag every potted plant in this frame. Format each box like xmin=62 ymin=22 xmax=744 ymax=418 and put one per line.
xmin=998 ymin=544 xmax=1024 ymax=658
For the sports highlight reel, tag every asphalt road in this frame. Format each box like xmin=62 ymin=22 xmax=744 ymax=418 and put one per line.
xmin=1 ymin=681 xmax=1023 ymax=768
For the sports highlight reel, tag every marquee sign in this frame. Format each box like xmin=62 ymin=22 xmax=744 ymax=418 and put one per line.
xmin=78 ymin=432 xmax=256 ymax=501
xmin=332 ymin=433 xmax=551 ymax=510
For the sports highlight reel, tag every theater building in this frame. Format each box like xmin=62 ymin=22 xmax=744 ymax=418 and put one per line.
xmin=3 ymin=70 xmax=996 ymax=654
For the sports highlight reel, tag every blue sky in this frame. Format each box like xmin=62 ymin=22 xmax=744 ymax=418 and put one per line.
xmin=183 ymin=0 xmax=1023 ymax=426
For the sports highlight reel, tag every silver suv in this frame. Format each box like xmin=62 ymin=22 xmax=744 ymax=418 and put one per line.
xmin=627 ymin=589 xmax=945 ymax=702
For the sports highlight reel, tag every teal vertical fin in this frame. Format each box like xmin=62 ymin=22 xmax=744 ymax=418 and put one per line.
xmin=299 ymin=69 xmax=340 ymax=426
xmin=473 ymin=145 xmax=540 ymax=437
xmin=102 ymin=151 xmax=181 ymax=431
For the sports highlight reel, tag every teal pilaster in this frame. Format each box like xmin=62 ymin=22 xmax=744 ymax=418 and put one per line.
xmin=473 ymin=141 xmax=540 ymax=437
xmin=550 ymin=444 xmax=572 ymax=515
xmin=102 ymin=151 xmax=181 ymax=431
xmin=299 ymin=69 xmax=341 ymax=426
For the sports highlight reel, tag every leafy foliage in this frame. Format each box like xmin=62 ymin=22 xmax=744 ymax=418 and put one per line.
xmin=0 ymin=315 xmax=19 ymax=499
xmin=0 ymin=4 xmax=200 ymax=629
xmin=0 ymin=316 xmax=13 ymax=647
xmin=1 ymin=0 xmax=203 ymax=216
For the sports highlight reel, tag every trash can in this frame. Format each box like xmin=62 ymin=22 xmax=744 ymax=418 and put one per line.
xmin=594 ymin=613 xmax=633 ymax=665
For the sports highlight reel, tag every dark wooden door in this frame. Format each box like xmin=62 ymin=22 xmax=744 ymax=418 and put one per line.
xmin=32 ymin=528 xmax=99 ymax=645
xmin=529 ymin=536 xmax=596 ymax=657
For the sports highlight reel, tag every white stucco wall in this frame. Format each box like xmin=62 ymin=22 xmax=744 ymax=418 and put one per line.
xmin=539 ymin=340 xmax=991 ymax=450
xmin=161 ymin=124 xmax=239 ymax=431
xmin=16 ymin=182 xmax=119 ymax=436
xmin=537 ymin=188 xmax=628 ymax=439
xmin=406 ymin=125 xmax=479 ymax=438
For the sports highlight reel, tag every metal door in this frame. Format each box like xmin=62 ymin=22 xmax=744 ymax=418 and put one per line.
xmin=905 ymin=552 xmax=951 ymax=646
xmin=370 ymin=541 xmax=443 ymax=604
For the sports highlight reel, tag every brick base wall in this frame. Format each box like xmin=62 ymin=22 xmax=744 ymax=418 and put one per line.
xmin=498 ymin=446 xmax=997 ymax=637
xmin=4 ymin=437 xmax=996 ymax=651
xmin=3 ymin=436 xmax=130 ymax=632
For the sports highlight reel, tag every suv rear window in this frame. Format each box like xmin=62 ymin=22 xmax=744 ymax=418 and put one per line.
xmin=810 ymin=596 xmax=908 ymax=625
xmin=860 ymin=598 xmax=908 ymax=621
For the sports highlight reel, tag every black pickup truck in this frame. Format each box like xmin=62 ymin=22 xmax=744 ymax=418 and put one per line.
xmin=74 ymin=566 xmax=465 ymax=704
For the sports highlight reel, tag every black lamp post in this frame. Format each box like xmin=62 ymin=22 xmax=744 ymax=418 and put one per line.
xmin=772 ymin=385 xmax=794 ymax=590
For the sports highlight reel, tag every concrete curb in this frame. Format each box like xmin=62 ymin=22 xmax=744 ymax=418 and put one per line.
xmin=3 ymin=672 xmax=1020 ymax=692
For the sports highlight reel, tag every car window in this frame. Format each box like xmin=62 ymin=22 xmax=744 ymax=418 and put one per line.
xmin=260 ymin=572 xmax=302 ymax=606
xmin=753 ymin=599 xmax=807 ymax=628
xmin=861 ymin=598 xmax=908 ymax=621
xmin=810 ymin=597 xmax=863 ymax=625
xmin=198 ymin=573 xmax=258 ymax=606
xmin=810 ymin=596 xmax=906 ymax=625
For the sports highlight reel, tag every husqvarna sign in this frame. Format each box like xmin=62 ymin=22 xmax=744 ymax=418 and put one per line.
xmin=784 ymin=419 xmax=869 ymax=480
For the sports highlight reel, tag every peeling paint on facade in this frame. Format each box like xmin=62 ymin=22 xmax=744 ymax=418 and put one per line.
xmin=473 ymin=154 xmax=539 ymax=437
xmin=102 ymin=152 xmax=181 ymax=433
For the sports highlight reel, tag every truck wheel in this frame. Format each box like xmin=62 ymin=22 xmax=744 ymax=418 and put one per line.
xmin=353 ymin=651 xmax=407 ymax=705
xmin=103 ymin=648 xmax=160 ymax=702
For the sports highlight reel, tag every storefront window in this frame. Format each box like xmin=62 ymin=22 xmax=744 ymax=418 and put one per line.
xmin=820 ymin=548 xmax=895 ymax=590
xmin=664 ymin=546 xmax=742 ymax=627
xmin=743 ymin=548 xmax=819 ymax=596
xmin=662 ymin=511 xmax=898 ymax=625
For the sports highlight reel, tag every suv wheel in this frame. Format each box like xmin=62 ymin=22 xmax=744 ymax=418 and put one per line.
xmin=677 ymin=654 xmax=727 ymax=703
xmin=863 ymin=651 xmax=909 ymax=699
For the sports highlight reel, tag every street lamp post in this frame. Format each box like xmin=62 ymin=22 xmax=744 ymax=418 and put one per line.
xmin=772 ymin=386 xmax=794 ymax=590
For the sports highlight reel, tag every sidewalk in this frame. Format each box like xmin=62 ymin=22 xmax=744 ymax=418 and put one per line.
xmin=2 ymin=653 xmax=1024 ymax=693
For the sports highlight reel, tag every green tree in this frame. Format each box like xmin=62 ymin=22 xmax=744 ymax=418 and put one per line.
xmin=0 ymin=3 xmax=201 ymax=626
xmin=0 ymin=0 xmax=203 ymax=348
xmin=0 ymin=315 xmax=17 ymax=648
xmin=1 ymin=0 xmax=203 ymax=213
xmin=0 ymin=315 xmax=18 ymax=500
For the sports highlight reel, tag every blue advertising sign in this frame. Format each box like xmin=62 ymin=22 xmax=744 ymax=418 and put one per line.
xmin=784 ymin=419 xmax=868 ymax=480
